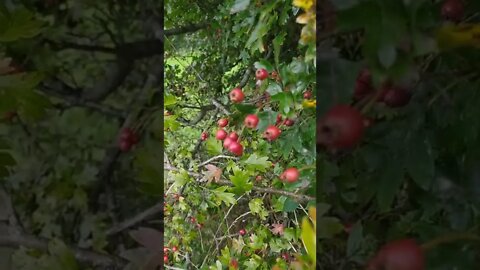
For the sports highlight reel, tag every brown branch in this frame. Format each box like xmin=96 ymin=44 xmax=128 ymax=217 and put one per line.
xmin=0 ymin=224 xmax=126 ymax=268
xmin=164 ymin=22 xmax=209 ymax=36
xmin=164 ymin=165 xmax=315 ymax=202
xmin=106 ymin=203 xmax=163 ymax=236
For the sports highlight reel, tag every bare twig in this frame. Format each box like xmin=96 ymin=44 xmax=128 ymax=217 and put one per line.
xmin=198 ymin=155 xmax=238 ymax=168
xmin=106 ymin=203 xmax=163 ymax=236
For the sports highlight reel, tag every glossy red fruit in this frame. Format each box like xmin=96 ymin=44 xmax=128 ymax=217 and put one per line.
xmin=228 ymin=132 xmax=239 ymax=141
xmin=201 ymin=132 xmax=209 ymax=141
xmin=120 ymin=128 xmax=133 ymax=140
xmin=276 ymin=114 xmax=283 ymax=125
xmin=383 ymin=87 xmax=411 ymax=108
xmin=218 ymin=118 xmax=228 ymax=127
xmin=441 ymin=0 xmax=464 ymax=22
xmin=256 ymin=68 xmax=269 ymax=80
xmin=303 ymin=91 xmax=312 ymax=99
xmin=163 ymin=247 xmax=169 ymax=253
xmin=318 ymin=105 xmax=365 ymax=149
xmin=229 ymin=88 xmax=245 ymax=103
xmin=164 ymin=255 xmax=169 ymax=264
xmin=118 ymin=140 xmax=132 ymax=152
xmin=244 ymin=114 xmax=259 ymax=128
xmin=223 ymin=137 xmax=235 ymax=148
xmin=367 ymin=239 xmax=424 ymax=270
xmin=239 ymin=229 xmax=246 ymax=236
xmin=284 ymin=118 xmax=294 ymax=126
xmin=228 ymin=141 xmax=243 ymax=156
xmin=216 ymin=129 xmax=228 ymax=140
xmin=281 ymin=168 xmax=300 ymax=183
xmin=190 ymin=217 xmax=196 ymax=223
xmin=264 ymin=125 xmax=281 ymax=141
xmin=172 ymin=246 xmax=178 ymax=252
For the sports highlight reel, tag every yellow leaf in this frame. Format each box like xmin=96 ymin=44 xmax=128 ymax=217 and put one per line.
xmin=302 ymin=99 xmax=316 ymax=108
xmin=301 ymin=217 xmax=316 ymax=265
xmin=435 ymin=23 xmax=480 ymax=50
xmin=293 ymin=0 xmax=314 ymax=10
xmin=296 ymin=13 xmax=311 ymax=24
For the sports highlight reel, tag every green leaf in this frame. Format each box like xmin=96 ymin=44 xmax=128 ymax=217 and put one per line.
xmin=47 ymin=239 xmax=79 ymax=270
xmin=378 ymin=44 xmax=397 ymax=68
xmin=273 ymin=33 xmax=286 ymax=67
xmin=405 ymin=135 xmax=434 ymax=190
xmin=283 ymin=197 xmax=299 ymax=212
xmin=271 ymin=92 xmax=293 ymax=115
xmin=347 ymin=223 xmax=363 ymax=257
xmin=164 ymin=94 xmax=177 ymax=107
xmin=205 ymin=137 xmax=223 ymax=156
xmin=317 ymin=217 xmax=343 ymax=239
xmin=254 ymin=60 xmax=274 ymax=72
xmin=266 ymin=82 xmax=282 ymax=96
xmin=0 ymin=8 xmax=44 ymax=42
xmin=376 ymin=158 xmax=404 ymax=212
xmin=257 ymin=110 xmax=277 ymax=132
xmin=249 ymin=198 xmax=268 ymax=220
xmin=230 ymin=0 xmax=251 ymax=14
xmin=229 ymin=169 xmax=253 ymax=194
xmin=244 ymin=153 xmax=271 ymax=172
xmin=211 ymin=187 xmax=236 ymax=206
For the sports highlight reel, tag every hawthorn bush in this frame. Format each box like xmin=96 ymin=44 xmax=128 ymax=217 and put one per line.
xmin=318 ymin=0 xmax=480 ymax=269
xmin=164 ymin=0 xmax=316 ymax=269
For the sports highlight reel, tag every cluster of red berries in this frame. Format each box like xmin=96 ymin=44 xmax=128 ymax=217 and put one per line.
xmin=200 ymin=132 xmax=208 ymax=141
xmin=354 ymin=69 xmax=411 ymax=108
xmin=275 ymin=114 xmax=295 ymax=127
xmin=118 ymin=128 xmax=139 ymax=152
xmin=163 ymin=245 xmax=179 ymax=264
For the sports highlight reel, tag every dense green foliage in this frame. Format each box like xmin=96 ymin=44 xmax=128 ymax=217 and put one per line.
xmin=164 ymin=0 xmax=316 ymax=269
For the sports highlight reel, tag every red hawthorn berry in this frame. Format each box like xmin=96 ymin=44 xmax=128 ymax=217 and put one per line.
xmin=172 ymin=246 xmax=178 ymax=252
xmin=218 ymin=118 xmax=228 ymax=127
xmin=239 ymin=229 xmax=246 ymax=236
xmin=441 ymin=0 xmax=464 ymax=22
xmin=318 ymin=105 xmax=365 ymax=149
xmin=367 ymin=239 xmax=424 ymax=270
xmin=190 ymin=217 xmax=196 ymax=223
xmin=244 ymin=114 xmax=259 ymax=128
xmin=223 ymin=137 xmax=235 ymax=148
xmin=284 ymin=118 xmax=294 ymax=126
xmin=229 ymin=88 xmax=245 ymax=103
xmin=382 ymin=87 xmax=412 ymax=108
xmin=228 ymin=141 xmax=243 ymax=156
xmin=264 ymin=125 xmax=281 ymax=141
xmin=118 ymin=140 xmax=132 ymax=152
xmin=164 ymin=255 xmax=169 ymax=264
xmin=201 ymin=132 xmax=209 ymax=141
xmin=216 ymin=129 xmax=228 ymax=140
xmin=303 ymin=90 xmax=312 ymax=99
xmin=228 ymin=132 xmax=239 ymax=141
xmin=276 ymin=114 xmax=283 ymax=125
xmin=256 ymin=68 xmax=269 ymax=80
xmin=281 ymin=168 xmax=300 ymax=183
